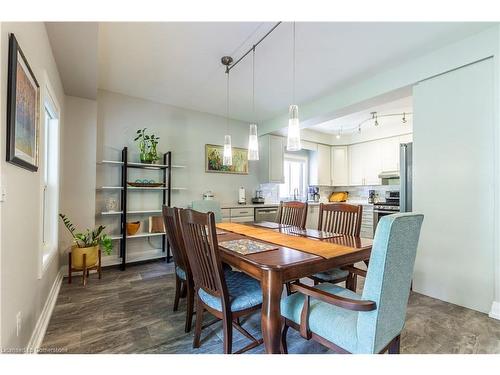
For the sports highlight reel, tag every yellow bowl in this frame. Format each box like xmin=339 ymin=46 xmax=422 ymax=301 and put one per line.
xmin=126 ymin=221 xmax=141 ymax=236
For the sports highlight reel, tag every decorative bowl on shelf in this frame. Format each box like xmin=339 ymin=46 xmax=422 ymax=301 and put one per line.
xmin=126 ymin=221 xmax=141 ymax=236
xmin=127 ymin=179 xmax=165 ymax=188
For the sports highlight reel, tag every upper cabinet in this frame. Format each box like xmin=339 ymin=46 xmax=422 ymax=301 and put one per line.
xmin=259 ymin=135 xmax=285 ymax=184
xmin=331 ymin=146 xmax=349 ymax=186
xmin=379 ymin=136 xmax=400 ymax=172
xmin=348 ymin=141 xmax=382 ymax=186
xmin=309 ymin=144 xmax=332 ymax=186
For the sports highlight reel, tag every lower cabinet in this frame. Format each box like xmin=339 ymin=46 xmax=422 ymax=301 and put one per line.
xmin=222 ymin=207 xmax=255 ymax=223
xmin=306 ymin=205 xmax=320 ymax=229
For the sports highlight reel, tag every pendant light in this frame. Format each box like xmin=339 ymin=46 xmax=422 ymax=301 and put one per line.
xmin=223 ymin=65 xmax=233 ymax=166
xmin=287 ymin=22 xmax=301 ymax=151
xmin=248 ymin=47 xmax=259 ymax=160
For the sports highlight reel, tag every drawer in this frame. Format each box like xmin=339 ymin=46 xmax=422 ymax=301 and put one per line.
xmin=230 ymin=216 xmax=254 ymax=223
xmin=230 ymin=208 xmax=254 ymax=218
xmin=221 ymin=208 xmax=231 ymax=218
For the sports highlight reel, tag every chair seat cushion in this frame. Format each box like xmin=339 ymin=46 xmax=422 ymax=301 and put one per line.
xmin=175 ymin=266 xmax=187 ymax=280
xmin=313 ymin=267 xmax=349 ymax=282
xmin=198 ymin=270 xmax=262 ymax=312
xmin=281 ymin=283 xmax=361 ymax=353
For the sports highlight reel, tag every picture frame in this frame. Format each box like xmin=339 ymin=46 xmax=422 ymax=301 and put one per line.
xmin=205 ymin=144 xmax=249 ymax=175
xmin=6 ymin=33 xmax=40 ymax=172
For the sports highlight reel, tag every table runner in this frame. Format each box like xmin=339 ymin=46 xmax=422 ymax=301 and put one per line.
xmin=216 ymin=222 xmax=354 ymax=259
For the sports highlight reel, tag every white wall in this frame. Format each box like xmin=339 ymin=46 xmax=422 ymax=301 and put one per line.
xmin=58 ymin=96 xmax=97 ymax=257
xmin=0 ymin=23 xmax=65 ymax=349
xmin=413 ymin=59 xmax=495 ymax=313
xmin=96 ymin=90 xmax=261 ymax=263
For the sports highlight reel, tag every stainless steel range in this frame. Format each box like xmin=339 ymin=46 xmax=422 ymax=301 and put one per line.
xmin=373 ymin=191 xmax=400 ymax=228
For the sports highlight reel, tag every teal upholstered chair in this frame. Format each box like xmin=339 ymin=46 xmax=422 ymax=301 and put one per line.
xmin=280 ymin=213 xmax=424 ymax=354
xmin=191 ymin=200 xmax=223 ymax=223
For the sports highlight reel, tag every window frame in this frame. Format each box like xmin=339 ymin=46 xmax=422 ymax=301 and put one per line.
xmin=39 ymin=76 xmax=61 ymax=278
xmin=279 ymin=153 xmax=309 ymax=201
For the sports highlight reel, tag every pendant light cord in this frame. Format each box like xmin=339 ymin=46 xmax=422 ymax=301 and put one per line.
xmin=252 ymin=46 xmax=256 ymax=117
xmin=226 ymin=70 xmax=230 ymax=131
xmin=292 ymin=21 xmax=296 ymax=105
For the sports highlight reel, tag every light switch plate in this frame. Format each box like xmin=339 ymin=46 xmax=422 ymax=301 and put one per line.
xmin=0 ymin=186 xmax=6 ymax=202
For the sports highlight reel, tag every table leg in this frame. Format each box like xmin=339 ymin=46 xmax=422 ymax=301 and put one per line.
xmin=261 ymin=269 xmax=283 ymax=354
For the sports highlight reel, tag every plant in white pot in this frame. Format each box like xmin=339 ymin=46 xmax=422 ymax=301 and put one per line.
xmin=59 ymin=214 xmax=112 ymax=272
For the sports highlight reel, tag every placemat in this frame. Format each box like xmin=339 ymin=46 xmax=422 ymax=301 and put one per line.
xmin=219 ymin=239 xmax=278 ymax=255
xmin=286 ymin=228 xmax=342 ymax=239
xmin=252 ymin=221 xmax=291 ymax=230
xmin=216 ymin=222 xmax=354 ymax=259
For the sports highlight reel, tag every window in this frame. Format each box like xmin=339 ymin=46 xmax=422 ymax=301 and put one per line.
xmin=41 ymin=91 xmax=60 ymax=269
xmin=279 ymin=154 xmax=308 ymax=200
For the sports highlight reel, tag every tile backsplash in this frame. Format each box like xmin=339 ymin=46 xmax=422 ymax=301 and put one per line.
xmin=329 ymin=184 xmax=400 ymax=203
xmin=259 ymin=183 xmax=400 ymax=204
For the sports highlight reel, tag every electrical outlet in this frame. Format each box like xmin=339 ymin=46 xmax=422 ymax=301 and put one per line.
xmin=16 ymin=312 xmax=22 ymax=337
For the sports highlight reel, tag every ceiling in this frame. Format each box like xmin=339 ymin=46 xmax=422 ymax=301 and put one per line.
xmin=310 ymin=96 xmax=413 ymax=135
xmin=47 ymin=22 xmax=494 ymax=121
xmin=46 ymin=22 xmax=98 ymax=100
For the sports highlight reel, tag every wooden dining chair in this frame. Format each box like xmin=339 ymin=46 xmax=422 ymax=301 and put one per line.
xmin=281 ymin=213 xmax=424 ymax=354
xmin=277 ymin=201 xmax=308 ymax=229
xmin=178 ymin=209 xmax=263 ymax=354
xmin=162 ymin=206 xmax=194 ymax=332
xmin=308 ymin=203 xmax=363 ymax=291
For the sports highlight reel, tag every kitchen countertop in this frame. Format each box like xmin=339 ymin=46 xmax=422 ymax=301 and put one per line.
xmin=221 ymin=201 xmax=333 ymax=209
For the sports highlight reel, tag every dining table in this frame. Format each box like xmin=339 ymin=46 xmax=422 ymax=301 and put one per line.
xmin=215 ymin=221 xmax=373 ymax=354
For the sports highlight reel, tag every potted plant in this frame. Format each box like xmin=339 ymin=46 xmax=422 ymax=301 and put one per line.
xmin=134 ymin=128 xmax=161 ymax=164
xmin=59 ymin=214 xmax=113 ymax=269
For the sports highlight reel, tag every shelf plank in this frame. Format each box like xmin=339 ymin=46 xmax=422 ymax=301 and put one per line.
xmin=98 ymin=186 xmax=186 ymax=191
xmin=101 ymin=210 xmax=162 ymax=216
xmin=99 ymin=160 xmax=186 ymax=169
xmin=110 ymin=232 xmax=166 ymax=240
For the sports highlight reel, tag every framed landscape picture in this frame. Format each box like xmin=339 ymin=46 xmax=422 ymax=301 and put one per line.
xmin=205 ymin=144 xmax=249 ymax=174
xmin=6 ymin=34 xmax=40 ymax=172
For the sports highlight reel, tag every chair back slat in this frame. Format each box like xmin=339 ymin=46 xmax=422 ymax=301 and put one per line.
xmin=318 ymin=203 xmax=362 ymax=236
xmin=162 ymin=206 xmax=189 ymax=276
xmin=277 ymin=201 xmax=308 ymax=229
xmin=178 ymin=209 xmax=229 ymax=304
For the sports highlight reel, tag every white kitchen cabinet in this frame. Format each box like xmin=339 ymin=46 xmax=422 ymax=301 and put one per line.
xmin=399 ymin=133 xmax=413 ymax=144
xmin=348 ymin=142 xmax=381 ymax=186
xmin=259 ymin=135 xmax=285 ymax=184
xmin=317 ymin=144 xmax=332 ymax=186
xmin=363 ymin=141 xmax=381 ymax=185
xmin=309 ymin=144 xmax=332 ymax=186
xmin=331 ymin=146 xmax=349 ymax=186
xmin=348 ymin=143 xmax=364 ymax=186
xmin=306 ymin=205 xmax=320 ymax=229
xmin=379 ymin=137 xmax=400 ymax=172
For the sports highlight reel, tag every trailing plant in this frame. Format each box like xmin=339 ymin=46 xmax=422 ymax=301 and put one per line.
xmin=134 ymin=128 xmax=160 ymax=163
xmin=59 ymin=214 xmax=113 ymax=255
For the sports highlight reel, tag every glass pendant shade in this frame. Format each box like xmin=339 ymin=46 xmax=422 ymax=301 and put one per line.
xmin=248 ymin=124 xmax=259 ymax=160
xmin=223 ymin=134 xmax=233 ymax=166
xmin=286 ymin=104 xmax=301 ymax=151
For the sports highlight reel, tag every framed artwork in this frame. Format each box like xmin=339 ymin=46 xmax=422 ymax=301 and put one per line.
xmin=205 ymin=144 xmax=249 ymax=174
xmin=6 ymin=34 xmax=40 ymax=172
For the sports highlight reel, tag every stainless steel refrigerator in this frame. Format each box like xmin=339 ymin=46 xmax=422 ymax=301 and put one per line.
xmin=400 ymin=142 xmax=413 ymax=212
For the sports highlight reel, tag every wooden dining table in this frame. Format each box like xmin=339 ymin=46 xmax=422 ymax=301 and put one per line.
xmin=216 ymin=221 xmax=373 ymax=354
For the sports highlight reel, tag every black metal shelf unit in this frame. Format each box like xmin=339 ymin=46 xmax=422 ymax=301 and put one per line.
xmin=119 ymin=147 xmax=172 ymax=270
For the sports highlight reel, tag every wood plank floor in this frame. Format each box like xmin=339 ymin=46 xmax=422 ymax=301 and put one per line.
xmin=41 ymin=260 xmax=500 ymax=354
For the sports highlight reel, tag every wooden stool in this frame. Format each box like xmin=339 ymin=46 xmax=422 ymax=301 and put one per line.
xmin=68 ymin=248 xmax=102 ymax=286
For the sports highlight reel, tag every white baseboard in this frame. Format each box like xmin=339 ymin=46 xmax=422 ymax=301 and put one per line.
xmin=26 ymin=267 xmax=64 ymax=353
xmin=489 ymin=301 xmax=500 ymax=320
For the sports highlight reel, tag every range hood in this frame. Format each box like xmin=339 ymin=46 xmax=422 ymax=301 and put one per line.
xmin=378 ymin=170 xmax=400 ymax=179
